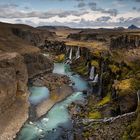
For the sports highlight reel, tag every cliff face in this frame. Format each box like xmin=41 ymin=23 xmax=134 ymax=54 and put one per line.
xmin=110 ymin=34 xmax=140 ymax=49
xmin=12 ymin=27 xmax=56 ymax=46
xmin=0 ymin=22 xmax=54 ymax=78
xmin=0 ymin=22 xmax=56 ymax=55
xmin=67 ymin=32 xmax=107 ymax=42
xmin=0 ymin=52 xmax=29 ymax=140
xmin=41 ymin=40 xmax=90 ymax=58
xmin=24 ymin=53 xmax=53 ymax=78
xmin=0 ymin=22 xmax=54 ymax=139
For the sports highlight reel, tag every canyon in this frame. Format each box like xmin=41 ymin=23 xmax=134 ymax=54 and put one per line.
xmin=0 ymin=22 xmax=140 ymax=140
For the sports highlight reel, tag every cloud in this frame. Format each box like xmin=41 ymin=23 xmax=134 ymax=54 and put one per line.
xmin=87 ymin=2 xmax=118 ymax=16
xmin=0 ymin=1 xmax=139 ymax=28
xmin=132 ymin=7 xmax=140 ymax=11
xmin=0 ymin=4 xmax=18 ymax=8
xmin=0 ymin=4 xmax=88 ymax=19
xmin=1 ymin=14 xmax=140 ymax=28
xmin=96 ymin=16 xmax=111 ymax=22
xmin=88 ymin=2 xmax=97 ymax=10
xmin=101 ymin=9 xmax=118 ymax=16
xmin=77 ymin=2 xmax=86 ymax=8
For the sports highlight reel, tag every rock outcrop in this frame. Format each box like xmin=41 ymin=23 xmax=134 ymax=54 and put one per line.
xmin=24 ymin=53 xmax=53 ymax=78
xmin=12 ymin=27 xmax=56 ymax=46
xmin=74 ymin=112 xmax=136 ymax=140
xmin=110 ymin=34 xmax=140 ymax=49
xmin=0 ymin=52 xmax=29 ymax=140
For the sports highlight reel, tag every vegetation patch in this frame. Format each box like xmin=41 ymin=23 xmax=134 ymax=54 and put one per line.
xmin=75 ymin=66 xmax=88 ymax=76
xmin=114 ymin=78 xmax=140 ymax=96
xmin=109 ymin=64 xmax=120 ymax=74
xmin=97 ymin=94 xmax=111 ymax=106
xmin=91 ymin=60 xmax=99 ymax=68
xmin=55 ymin=54 xmax=65 ymax=62
xmin=88 ymin=111 xmax=102 ymax=119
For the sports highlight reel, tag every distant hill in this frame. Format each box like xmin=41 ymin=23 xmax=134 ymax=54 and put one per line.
xmin=128 ymin=24 xmax=139 ymax=29
xmin=114 ymin=27 xmax=125 ymax=30
xmin=37 ymin=26 xmax=71 ymax=30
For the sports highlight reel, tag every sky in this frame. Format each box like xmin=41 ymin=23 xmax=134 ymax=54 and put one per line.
xmin=0 ymin=0 xmax=139 ymax=28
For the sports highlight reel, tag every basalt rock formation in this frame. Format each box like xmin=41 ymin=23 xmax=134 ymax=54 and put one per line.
xmin=24 ymin=53 xmax=53 ymax=78
xmin=110 ymin=34 xmax=140 ymax=49
xmin=40 ymin=40 xmax=90 ymax=59
xmin=39 ymin=29 xmax=140 ymax=139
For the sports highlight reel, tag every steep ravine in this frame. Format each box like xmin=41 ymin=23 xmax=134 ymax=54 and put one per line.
xmin=39 ymin=40 xmax=140 ymax=139
xmin=0 ymin=22 xmax=139 ymax=139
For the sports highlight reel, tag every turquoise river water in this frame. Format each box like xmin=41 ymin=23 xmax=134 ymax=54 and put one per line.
xmin=17 ymin=63 xmax=89 ymax=140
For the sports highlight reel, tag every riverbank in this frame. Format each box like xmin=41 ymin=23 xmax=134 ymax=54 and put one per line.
xmin=16 ymin=61 xmax=90 ymax=140
xmin=29 ymin=72 xmax=73 ymax=119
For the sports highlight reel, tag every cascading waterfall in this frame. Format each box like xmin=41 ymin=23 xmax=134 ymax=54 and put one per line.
xmin=65 ymin=48 xmax=73 ymax=64
xmin=95 ymin=74 xmax=99 ymax=82
xmin=66 ymin=47 xmax=69 ymax=55
xmin=92 ymin=74 xmax=99 ymax=83
xmin=75 ymin=47 xmax=80 ymax=59
xmin=89 ymin=66 xmax=95 ymax=80
xmin=69 ymin=48 xmax=73 ymax=60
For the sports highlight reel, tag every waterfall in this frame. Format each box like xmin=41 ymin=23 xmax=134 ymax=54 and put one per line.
xmin=90 ymin=74 xmax=99 ymax=83
xmin=66 ymin=47 xmax=69 ymax=55
xmin=137 ymin=90 xmax=140 ymax=103
xmin=64 ymin=48 xmax=72 ymax=64
xmin=89 ymin=66 xmax=95 ymax=80
xmin=76 ymin=47 xmax=80 ymax=59
xmin=69 ymin=48 xmax=73 ymax=60
xmin=94 ymin=74 xmax=99 ymax=83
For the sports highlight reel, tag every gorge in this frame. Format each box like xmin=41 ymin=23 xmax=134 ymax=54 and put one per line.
xmin=0 ymin=22 xmax=140 ymax=140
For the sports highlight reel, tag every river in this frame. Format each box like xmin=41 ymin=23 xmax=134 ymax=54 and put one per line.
xmin=16 ymin=63 xmax=89 ymax=140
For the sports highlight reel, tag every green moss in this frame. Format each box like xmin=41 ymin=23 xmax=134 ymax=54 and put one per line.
xmin=73 ymin=64 xmax=88 ymax=76
xmin=131 ymin=104 xmax=140 ymax=138
xmin=91 ymin=60 xmax=99 ymax=68
xmin=123 ymin=104 xmax=140 ymax=139
xmin=109 ymin=64 xmax=120 ymax=74
xmin=88 ymin=111 xmax=102 ymax=119
xmin=97 ymin=94 xmax=111 ymax=106
xmin=82 ymin=131 xmax=91 ymax=138
xmin=114 ymin=78 xmax=140 ymax=96
xmin=55 ymin=54 xmax=65 ymax=62
xmin=92 ymin=50 xmax=101 ymax=58
xmin=122 ymin=131 xmax=130 ymax=140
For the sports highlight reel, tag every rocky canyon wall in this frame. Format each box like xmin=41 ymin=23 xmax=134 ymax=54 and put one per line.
xmin=0 ymin=52 xmax=29 ymax=140
xmin=24 ymin=52 xmax=53 ymax=78
xmin=110 ymin=34 xmax=140 ymax=49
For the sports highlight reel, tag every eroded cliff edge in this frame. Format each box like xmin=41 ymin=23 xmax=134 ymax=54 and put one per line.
xmin=0 ymin=22 xmax=54 ymax=140
xmin=0 ymin=52 xmax=29 ymax=140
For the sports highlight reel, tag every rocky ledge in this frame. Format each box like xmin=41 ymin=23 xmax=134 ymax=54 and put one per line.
xmin=30 ymin=73 xmax=73 ymax=119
